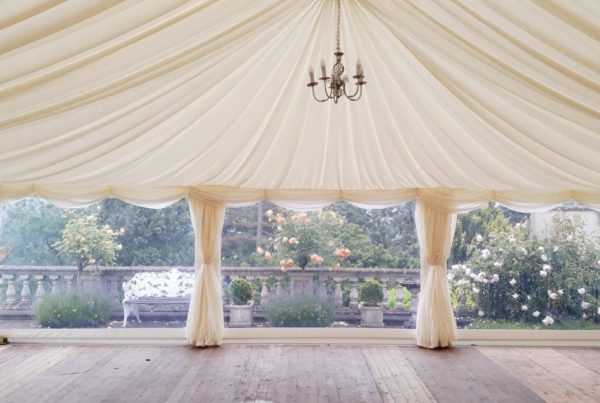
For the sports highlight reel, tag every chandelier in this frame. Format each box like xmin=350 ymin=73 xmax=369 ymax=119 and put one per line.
xmin=307 ymin=0 xmax=366 ymax=103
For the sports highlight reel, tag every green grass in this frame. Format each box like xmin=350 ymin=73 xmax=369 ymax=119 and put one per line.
xmin=468 ymin=319 xmax=600 ymax=330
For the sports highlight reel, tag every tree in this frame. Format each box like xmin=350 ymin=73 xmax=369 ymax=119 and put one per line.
xmin=0 ymin=198 xmax=69 ymax=265
xmin=53 ymin=214 xmax=121 ymax=290
xmin=98 ymin=199 xmax=194 ymax=266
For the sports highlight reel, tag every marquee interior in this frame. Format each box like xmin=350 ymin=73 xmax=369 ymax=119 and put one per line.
xmin=1 ymin=0 xmax=599 ymax=347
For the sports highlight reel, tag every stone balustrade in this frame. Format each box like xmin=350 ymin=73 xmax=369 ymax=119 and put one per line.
xmin=0 ymin=266 xmax=420 ymax=322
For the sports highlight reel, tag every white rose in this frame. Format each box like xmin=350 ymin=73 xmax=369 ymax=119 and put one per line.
xmin=533 ymin=311 xmax=540 ymax=317
xmin=472 ymin=287 xmax=480 ymax=294
xmin=537 ymin=246 xmax=545 ymax=252
xmin=521 ymin=305 xmax=528 ymax=311
xmin=557 ymin=289 xmax=564 ymax=296
xmin=509 ymin=278 xmax=517 ymax=286
xmin=553 ymin=246 xmax=559 ymax=252
xmin=493 ymin=261 xmax=502 ymax=269
xmin=476 ymin=234 xmax=483 ymax=243
xmin=577 ymin=287 xmax=586 ymax=295
xmin=478 ymin=310 xmax=485 ymax=317
xmin=492 ymin=273 xmax=499 ymax=283
xmin=581 ymin=301 xmax=590 ymax=310
xmin=543 ymin=264 xmax=551 ymax=272
xmin=542 ymin=315 xmax=554 ymax=326
xmin=541 ymin=254 xmax=548 ymax=262
xmin=539 ymin=270 xmax=547 ymax=278
xmin=512 ymin=293 xmax=519 ymax=300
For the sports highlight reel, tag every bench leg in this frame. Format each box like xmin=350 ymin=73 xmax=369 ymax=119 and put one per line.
xmin=133 ymin=303 xmax=141 ymax=323
xmin=123 ymin=303 xmax=129 ymax=327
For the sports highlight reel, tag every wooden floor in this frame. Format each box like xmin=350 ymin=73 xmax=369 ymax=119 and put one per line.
xmin=0 ymin=344 xmax=599 ymax=403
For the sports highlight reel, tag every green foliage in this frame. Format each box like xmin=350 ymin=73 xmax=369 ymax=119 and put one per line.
xmin=360 ymin=280 xmax=383 ymax=306
xmin=265 ymin=294 xmax=335 ymax=327
xmin=98 ymin=199 xmax=194 ymax=266
xmin=450 ymin=212 xmax=600 ymax=324
xmin=387 ymin=287 xmax=397 ymax=308
xmin=229 ymin=277 xmax=253 ymax=305
xmin=0 ymin=198 xmax=69 ymax=265
xmin=53 ymin=215 xmax=120 ymax=271
xmin=34 ymin=293 xmax=112 ymax=328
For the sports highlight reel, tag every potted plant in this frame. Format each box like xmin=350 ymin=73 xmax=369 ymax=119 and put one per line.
xmin=228 ymin=277 xmax=254 ymax=327
xmin=359 ymin=280 xmax=384 ymax=327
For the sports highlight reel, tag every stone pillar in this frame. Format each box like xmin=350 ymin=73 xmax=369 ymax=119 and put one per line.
xmin=349 ymin=278 xmax=359 ymax=309
xmin=49 ymin=275 xmax=60 ymax=295
xmin=260 ymin=280 xmax=270 ymax=305
xmin=35 ymin=275 xmax=46 ymax=302
xmin=19 ymin=275 xmax=32 ymax=307
xmin=275 ymin=280 xmax=283 ymax=297
xmin=4 ymin=274 xmax=17 ymax=307
xmin=333 ymin=278 xmax=343 ymax=307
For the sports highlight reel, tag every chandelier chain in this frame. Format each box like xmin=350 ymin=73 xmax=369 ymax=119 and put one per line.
xmin=336 ymin=0 xmax=341 ymax=52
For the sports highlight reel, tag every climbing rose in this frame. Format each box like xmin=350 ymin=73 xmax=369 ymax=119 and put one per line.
xmin=542 ymin=315 xmax=554 ymax=326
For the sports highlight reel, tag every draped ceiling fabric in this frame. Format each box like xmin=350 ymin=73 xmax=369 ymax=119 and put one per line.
xmin=1 ymin=1 xmax=599 ymax=347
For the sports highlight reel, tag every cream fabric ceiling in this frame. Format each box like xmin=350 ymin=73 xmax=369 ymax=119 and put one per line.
xmin=1 ymin=0 xmax=599 ymax=209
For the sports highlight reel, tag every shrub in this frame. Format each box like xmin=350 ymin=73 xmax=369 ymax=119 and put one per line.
xmin=360 ymin=280 xmax=383 ymax=306
xmin=265 ymin=293 xmax=334 ymax=327
xmin=35 ymin=293 xmax=112 ymax=328
xmin=229 ymin=278 xmax=253 ymax=305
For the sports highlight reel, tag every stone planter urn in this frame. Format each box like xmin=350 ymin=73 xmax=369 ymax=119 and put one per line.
xmin=360 ymin=305 xmax=384 ymax=327
xmin=228 ymin=301 xmax=254 ymax=327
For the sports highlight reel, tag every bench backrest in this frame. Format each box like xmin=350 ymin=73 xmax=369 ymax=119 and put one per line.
xmin=123 ymin=269 xmax=195 ymax=302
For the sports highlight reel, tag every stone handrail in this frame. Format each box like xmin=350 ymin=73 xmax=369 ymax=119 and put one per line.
xmin=0 ymin=265 xmax=420 ymax=315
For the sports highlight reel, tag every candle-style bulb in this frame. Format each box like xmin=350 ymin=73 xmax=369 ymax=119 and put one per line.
xmin=309 ymin=66 xmax=315 ymax=83
xmin=320 ymin=59 xmax=327 ymax=78
xmin=356 ymin=58 xmax=362 ymax=76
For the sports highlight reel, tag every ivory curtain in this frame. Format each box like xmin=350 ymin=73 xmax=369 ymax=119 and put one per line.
xmin=185 ymin=194 xmax=225 ymax=347
xmin=415 ymin=200 xmax=458 ymax=348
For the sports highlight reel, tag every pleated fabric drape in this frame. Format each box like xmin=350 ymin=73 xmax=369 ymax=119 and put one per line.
xmin=185 ymin=194 xmax=226 ymax=347
xmin=415 ymin=200 xmax=458 ymax=348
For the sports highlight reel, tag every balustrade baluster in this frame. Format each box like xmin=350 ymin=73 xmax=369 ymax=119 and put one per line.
xmin=395 ymin=282 xmax=404 ymax=311
xmin=49 ymin=275 xmax=60 ymax=295
xmin=4 ymin=274 xmax=17 ymax=307
xmin=381 ymin=278 xmax=388 ymax=306
xmin=333 ymin=277 xmax=343 ymax=307
xmin=275 ymin=280 xmax=283 ymax=297
xmin=318 ymin=277 xmax=328 ymax=300
xmin=260 ymin=279 xmax=270 ymax=305
xmin=64 ymin=275 xmax=74 ymax=294
xmin=35 ymin=275 xmax=46 ymax=302
xmin=349 ymin=278 xmax=359 ymax=309
xmin=19 ymin=275 xmax=32 ymax=307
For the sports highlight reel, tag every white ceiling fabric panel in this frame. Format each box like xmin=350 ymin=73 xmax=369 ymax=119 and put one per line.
xmin=0 ymin=0 xmax=598 ymax=211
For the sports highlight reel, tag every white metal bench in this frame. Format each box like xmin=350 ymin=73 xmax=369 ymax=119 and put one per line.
xmin=122 ymin=269 xmax=194 ymax=327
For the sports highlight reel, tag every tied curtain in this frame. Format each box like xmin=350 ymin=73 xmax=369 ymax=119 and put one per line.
xmin=186 ymin=194 xmax=225 ymax=347
xmin=415 ymin=200 xmax=457 ymax=348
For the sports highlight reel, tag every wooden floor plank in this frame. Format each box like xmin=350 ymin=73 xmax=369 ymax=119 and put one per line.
xmin=520 ymin=348 xmax=600 ymax=400
xmin=382 ymin=347 xmax=435 ymax=402
xmin=403 ymin=347 xmax=544 ymax=403
xmin=558 ymin=347 xmax=600 ymax=374
xmin=479 ymin=347 xmax=596 ymax=403
xmin=1 ymin=344 xmax=598 ymax=403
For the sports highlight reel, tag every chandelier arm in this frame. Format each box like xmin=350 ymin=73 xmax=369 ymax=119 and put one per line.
xmin=322 ymin=80 xmax=332 ymax=99
xmin=347 ymin=85 xmax=363 ymax=101
xmin=311 ymin=86 xmax=329 ymax=102
xmin=343 ymin=81 xmax=361 ymax=99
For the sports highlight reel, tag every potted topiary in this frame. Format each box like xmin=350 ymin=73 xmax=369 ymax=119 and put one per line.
xmin=359 ymin=280 xmax=384 ymax=327
xmin=228 ymin=277 xmax=254 ymax=327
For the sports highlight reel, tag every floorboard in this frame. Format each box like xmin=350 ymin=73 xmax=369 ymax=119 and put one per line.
xmin=0 ymin=344 xmax=597 ymax=403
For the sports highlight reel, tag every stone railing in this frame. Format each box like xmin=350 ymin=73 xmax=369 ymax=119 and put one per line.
xmin=0 ymin=266 xmax=420 ymax=321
